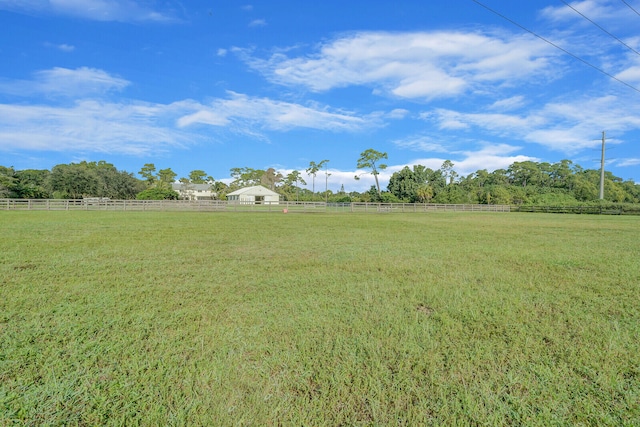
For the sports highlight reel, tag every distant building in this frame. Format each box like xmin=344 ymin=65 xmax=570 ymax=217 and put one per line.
xmin=226 ymin=185 xmax=280 ymax=204
xmin=171 ymin=183 xmax=214 ymax=200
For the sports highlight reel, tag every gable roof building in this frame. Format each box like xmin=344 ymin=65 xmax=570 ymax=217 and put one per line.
xmin=171 ymin=183 xmax=214 ymax=200
xmin=226 ymin=185 xmax=280 ymax=204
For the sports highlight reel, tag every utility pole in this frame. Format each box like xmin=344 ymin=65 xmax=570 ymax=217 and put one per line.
xmin=599 ymin=131 xmax=606 ymax=200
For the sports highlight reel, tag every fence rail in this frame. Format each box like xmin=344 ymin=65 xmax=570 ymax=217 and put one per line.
xmin=0 ymin=199 xmax=512 ymax=213
xmin=4 ymin=199 xmax=636 ymax=214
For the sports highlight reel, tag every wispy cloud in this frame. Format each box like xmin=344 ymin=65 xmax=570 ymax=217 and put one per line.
xmin=0 ymin=67 xmax=130 ymax=97
xmin=393 ymin=135 xmax=451 ymax=153
xmin=489 ymin=96 xmax=526 ymax=111
xmin=177 ymin=91 xmax=380 ymax=133
xmin=386 ymin=109 xmax=410 ymax=119
xmin=0 ymin=0 xmax=179 ymax=23
xmin=238 ymin=30 xmax=558 ymax=100
xmin=0 ymin=91 xmax=384 ymax=157
xmin=541 ymin=0 xmax=628 ymax=25
xmin=0 ymin=100 xmax=197 ymax=155
xmin=617 ymin=158 xmax=640 ymax=167
xmin=422 ymin=94 xmax=640 ymax=154
xmin=248 ymin=18 xmax=266 ymax=27
xmin=44 ymin=42 xmax=76 ymax=52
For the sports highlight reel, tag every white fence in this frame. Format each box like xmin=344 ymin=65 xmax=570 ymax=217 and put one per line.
xmin=0 ymin=199 xmax=511 ymax=213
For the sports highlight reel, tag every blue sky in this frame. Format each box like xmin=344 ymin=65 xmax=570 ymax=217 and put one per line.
xmin=1 ymin=0 xmax=639 ymax=192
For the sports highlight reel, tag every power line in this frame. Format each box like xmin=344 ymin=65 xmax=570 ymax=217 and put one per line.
xmin=471 ymin=0 xmax=640 ymax=94
xmin=620 ymin=0 xmax=640 ymax=19
xmin=560 ymin=0 xmax=640 ymax=57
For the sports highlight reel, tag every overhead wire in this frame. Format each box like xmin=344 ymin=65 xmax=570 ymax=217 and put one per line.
xmin=560 ymin=0 xmax=640 ymax=57
xmin=470 ymin=0 xmax=640 ymax=94
xmin=620 ymin=0 xmax=640 ymax=19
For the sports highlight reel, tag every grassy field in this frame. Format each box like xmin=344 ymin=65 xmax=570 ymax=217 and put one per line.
xmin=1 ymin=211 xmax=638 ymax=425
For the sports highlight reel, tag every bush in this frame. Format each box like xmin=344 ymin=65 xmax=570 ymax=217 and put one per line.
xmin=136 ymin=188 xmax=179 ymax=200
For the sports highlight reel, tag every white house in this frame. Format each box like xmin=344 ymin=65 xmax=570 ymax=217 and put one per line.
xmin=226 ymin=185 xmax=280 ymax=204
xmin=171 ymin=183 xmax=215 ymax=200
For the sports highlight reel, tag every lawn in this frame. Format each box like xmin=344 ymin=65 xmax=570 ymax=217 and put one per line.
xmin=1 ymin=211 xmax=638 ymax=425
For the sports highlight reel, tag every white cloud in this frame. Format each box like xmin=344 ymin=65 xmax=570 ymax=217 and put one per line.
xmin=616 ymin=64 xmax=640 ymax=84
xmin=384 ymin=145 xmax=533 ymax=187
xmin=0 ymin=67 xmax=130 ymax=97
xmin=177 ymin=92 xmax=380 ymax=132
xmin=454 ymin=144 xmax=536 ymax=176
xmin=217 ymin=48 xmax=228 ymax=57
xmin=240 ymin=30 xmax=557 ymax=100
xmin=392 ymin=138 xmax=534 ymax=177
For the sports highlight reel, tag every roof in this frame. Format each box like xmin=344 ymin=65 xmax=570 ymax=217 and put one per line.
xmin=171 ymin=183 xmax=213 ymax=191
xmin=226 ymin=185 xmax=280 ymax=197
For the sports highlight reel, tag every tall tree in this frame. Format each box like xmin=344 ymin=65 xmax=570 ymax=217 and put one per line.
xmin=86 ymin=161 xmax=140 ymax=199
xmin=212 ymin=181 xmax=229 ymax=200
xmin=387 ymin=166 xmax=420 ymax=202
xmin=230 ymin=167 xmax=264 ymax=188
xmin=284 ymin=170 xmax=306 ymax=201
xmin=508 ymin=161 xmax=545 ymax=188
xmin=306 ymin=160 xmax=328 ymax=200
xmin=261 ymin=167 xmax=283 ymax=191
xmin=188 ymin=170 xmax=210 ymax=184
xmin=157 ymin=168 xmax=177 ymax=189
xmin=550 ymin=160 xmax=575 ymax=189
xmin=0 ymin=166 xmax=17 ymax=198
xmin=109 ymin=170 xmax=143 ymax=199
xmin=355 ymin=149 xmax=388 ymax=194
xmin=487 ymin=169 xmax=509 ymax=186
xmin=48 ymin=163 xmax=100 ymax=199
xmin=138 ymin=163 xmax=157 ymax=187
xmin=440 ymin=160 xmax=458 ymax=185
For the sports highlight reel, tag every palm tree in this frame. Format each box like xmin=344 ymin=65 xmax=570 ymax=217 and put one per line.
xmin=306 ymin=160 xmax=328 ymax=201
xmin=416 ymin=184 xmax=434 ymax=203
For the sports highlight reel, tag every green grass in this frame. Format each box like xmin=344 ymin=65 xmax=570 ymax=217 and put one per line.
xmin=1 ymin=211 xmax=639 ymax=425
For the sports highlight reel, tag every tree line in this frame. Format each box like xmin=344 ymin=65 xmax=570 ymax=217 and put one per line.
xmin=1 ymin=151 xmax=638 ymax=204
xmin=384 ymin=159 xmax=639 ymax=205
